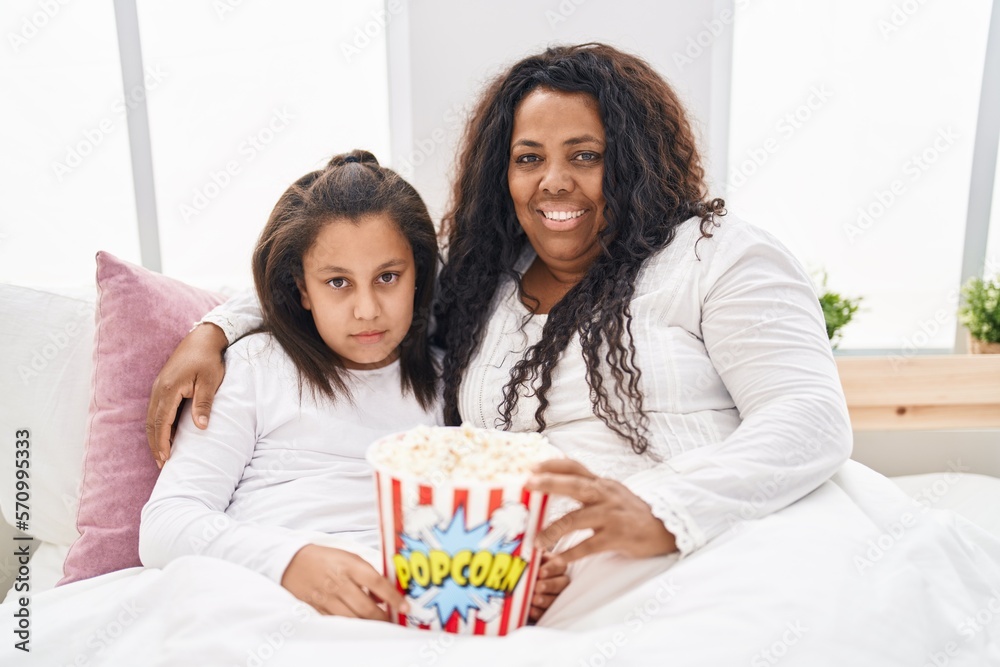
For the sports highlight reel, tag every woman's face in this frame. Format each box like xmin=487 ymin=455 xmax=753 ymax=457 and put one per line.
xmin=507 ymin=87 xmax=607 ymax=277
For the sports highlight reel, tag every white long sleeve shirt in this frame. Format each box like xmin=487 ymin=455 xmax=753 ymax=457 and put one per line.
xmin=139 ymin=333 xmax=441 ymax=582
xmin=460 ymin=215 xmax=852 ymax=554
xmin=195 ymin=215 xmax=852 ymax=557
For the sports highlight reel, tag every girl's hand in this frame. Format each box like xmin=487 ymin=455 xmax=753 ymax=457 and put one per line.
xmin=526 ymin=459 xmax=677 ymax=563
xmin=528 ymin=551 xmax=569 ymax=623
xmin=146 ymin=322 xmax=229 ymax=468
xmin=281 ymin=545 xmax=409 ymax=621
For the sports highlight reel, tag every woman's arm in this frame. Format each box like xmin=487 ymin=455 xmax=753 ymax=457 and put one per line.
xmin=530 ymin=222 xmax=851 ymax=559
xmin=146 ymin=290 xmax=263 ymax=465
xmin=200 ymin=288 xmax=265 ymax=346
xmin=622 ymin=223 xmax=851 ymax=554
xmin=140 ymin=342 xmax=311 ymax=583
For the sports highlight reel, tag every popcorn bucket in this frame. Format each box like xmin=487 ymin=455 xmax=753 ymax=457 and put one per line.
xmin=367 ymin=427 xmax=558 ymax=636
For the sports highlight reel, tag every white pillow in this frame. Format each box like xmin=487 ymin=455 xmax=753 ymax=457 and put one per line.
xmin=0 ymin=285 xmax=94 ymax=546
xmin=1 ymin=542 xmax=70 ymax=604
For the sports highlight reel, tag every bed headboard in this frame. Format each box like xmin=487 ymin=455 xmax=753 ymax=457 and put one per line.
xmin=836 ymin=355 xmax=1000 ymax=431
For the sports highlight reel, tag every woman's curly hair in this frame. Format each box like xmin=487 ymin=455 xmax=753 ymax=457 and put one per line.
xmin=433 ymin=43 xmax=725 ymax=454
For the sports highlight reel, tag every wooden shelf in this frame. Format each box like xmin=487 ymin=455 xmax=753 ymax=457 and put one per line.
xmin=836 ymin=355 xmax=1000 ymax=431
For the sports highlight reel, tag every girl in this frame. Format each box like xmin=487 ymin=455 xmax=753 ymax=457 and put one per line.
xmin=140 ymin=150 xmax=439 ymax=620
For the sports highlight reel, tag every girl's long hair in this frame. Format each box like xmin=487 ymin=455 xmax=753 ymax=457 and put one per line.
xmin=433 ymin=43 xmax=725 ymax=453
xmin=252 ymin=149 xmax=438 ymax=409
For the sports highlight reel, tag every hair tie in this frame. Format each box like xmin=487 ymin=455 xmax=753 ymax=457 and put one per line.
xmin=344 ymin=156 xmax=360 ymax=164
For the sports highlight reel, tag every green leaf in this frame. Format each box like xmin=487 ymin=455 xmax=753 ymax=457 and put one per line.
xmin=819 ymin=291 xmax=862 ymax=347
xmin=959 ymin=275 xmax=1000 ymax=344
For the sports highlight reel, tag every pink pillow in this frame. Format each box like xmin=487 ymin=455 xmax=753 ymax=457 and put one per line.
xmin=60 ymin=252 xmax=225 ymax=585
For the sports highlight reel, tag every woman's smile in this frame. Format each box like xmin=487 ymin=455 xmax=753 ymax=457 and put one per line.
xmin=537 ymin=206 xmax=591 ymax=232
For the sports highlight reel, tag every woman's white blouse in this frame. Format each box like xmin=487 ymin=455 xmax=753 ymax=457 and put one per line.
xmin=457 ymin=215 xmax=852 ymax=555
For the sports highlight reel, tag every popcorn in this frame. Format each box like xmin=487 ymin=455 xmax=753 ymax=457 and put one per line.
xmin=368 ymin=424 xmax=558 ymax=484
xmin=367 ymin=425 xmax=559 ymax=636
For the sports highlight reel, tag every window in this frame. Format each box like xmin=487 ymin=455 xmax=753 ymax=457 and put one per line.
xmin=0 ymin=1 xmax=138 ymax=290
xmin=727 ymin=0 xmax=994 ymax=350
xmin=137 ymin=0 xmax=391 ymax=290
xmin=1 ymin=0 xmax=391 ymax=292
xmin=987 ymin=132 xmax=1000 ymax=279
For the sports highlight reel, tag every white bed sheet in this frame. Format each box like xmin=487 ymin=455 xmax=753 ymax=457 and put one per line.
xmin=892 ymin=472 xmax=1000 ymax=539
xmin=2 ymin=461 xmax=998 ymax=666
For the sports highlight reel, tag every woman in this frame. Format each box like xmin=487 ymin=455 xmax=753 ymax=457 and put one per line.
xmin=148 ymin=43 xmax=850 ymax=614
xmin=430 ymin=42 xmax=849 ymax=566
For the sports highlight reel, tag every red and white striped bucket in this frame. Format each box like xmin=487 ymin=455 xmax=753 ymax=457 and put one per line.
xmin=368 ymin=430 xmax=554 ymax=635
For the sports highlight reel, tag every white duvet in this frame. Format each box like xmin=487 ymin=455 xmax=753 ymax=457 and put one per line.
xmin=4 ymin=461 xmax=999 ymax=666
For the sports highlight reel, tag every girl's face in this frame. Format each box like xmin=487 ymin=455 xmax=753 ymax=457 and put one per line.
xmin=298 ymin=215 xmax=416 ymax=370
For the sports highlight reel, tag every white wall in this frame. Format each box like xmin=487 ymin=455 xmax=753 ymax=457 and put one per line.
xmin=386 ymin=0 xmax=730 ymax=221
xmin=852 ymin=431 xmax=1000 ymax=479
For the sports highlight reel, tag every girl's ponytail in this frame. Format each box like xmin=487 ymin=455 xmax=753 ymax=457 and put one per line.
xmin=327 ymin=149 xmax=379 ymax=168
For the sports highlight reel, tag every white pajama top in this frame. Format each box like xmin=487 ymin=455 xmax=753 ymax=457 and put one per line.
xmin=139 ymin=333 xmax=441 ymax=582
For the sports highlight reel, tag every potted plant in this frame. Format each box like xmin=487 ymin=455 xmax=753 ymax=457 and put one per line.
xmin=816 ymin=273 xmax=862 ymax=349
xmin=959 ymin=275 xmax=1000 ymax=354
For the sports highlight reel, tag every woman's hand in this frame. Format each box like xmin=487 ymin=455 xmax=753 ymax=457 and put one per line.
xmin=281 ymin=545 xmax=409 ymax=620
xmin=526 ymin=459 xmax=677 ymax=563
xmin=145 ymin=322 xmax=229 ymax=468
xmin=528 ymin=551 xmax=569 ymax=623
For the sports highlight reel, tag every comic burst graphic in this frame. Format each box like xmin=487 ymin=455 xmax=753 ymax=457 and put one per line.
xmin=396 ymin=504 xmax=529 ymax=627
